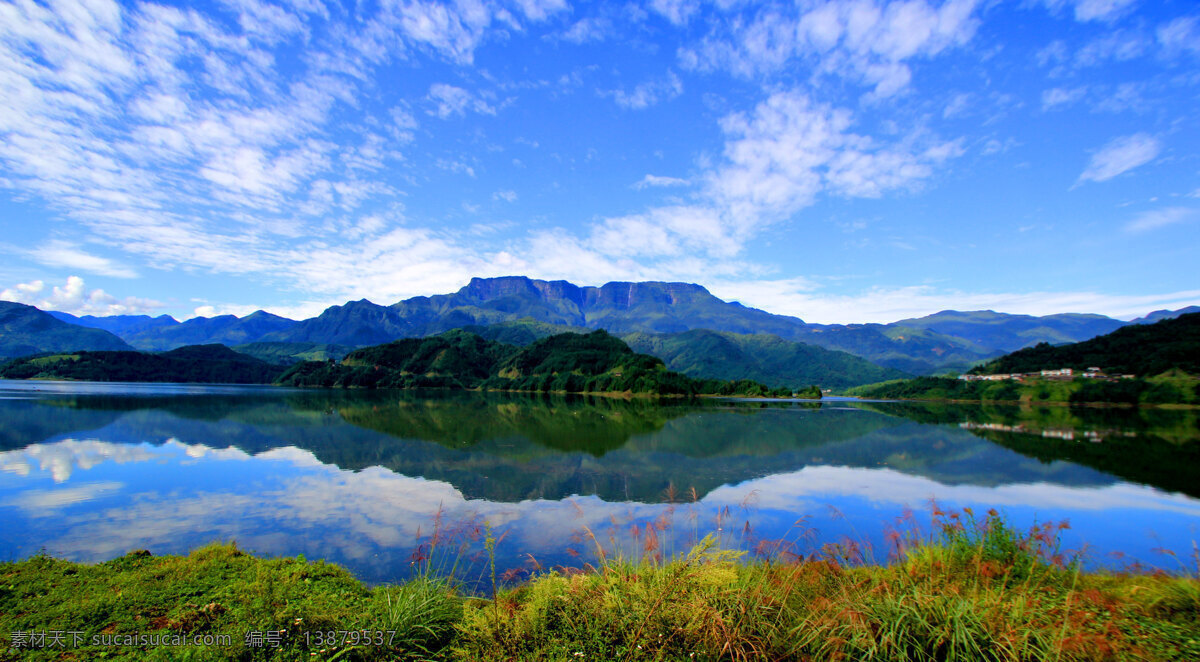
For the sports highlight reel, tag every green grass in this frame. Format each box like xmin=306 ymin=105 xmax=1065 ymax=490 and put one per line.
xmin=2 ymin=511 xmax=1198 ymax=661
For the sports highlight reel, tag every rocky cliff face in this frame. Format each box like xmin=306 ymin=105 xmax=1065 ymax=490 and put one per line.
xmin=585 ymin=281 xmax=716 ymax=309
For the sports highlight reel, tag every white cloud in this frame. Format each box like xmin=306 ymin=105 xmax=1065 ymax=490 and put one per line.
xmin=0 ymin=276 xmax=162 ymax=316
xmin=709 ymin=91 xmax=961 ymax=229
xmin=394 ymin=0 xmax=505 ymax=65
xmin=560 ymin=16 xmax=610 ymax=43
xmin=942 ymin=93 xmax=970 ymax=118
xmin=707 ymin=280 xmax=1200 ymax=324
xmin=679 ymin=0 xmax=981 ymax=99
xmin=1067 ymin=0 xmax=1138 ymax=23
xmin=0 ymin=0 xmax=413 ymax=290
xmin=493 ymin=189 xmax=518 ymax=202
xmin=1074 ymin=31 xmax=1148 ymax=68
xmin=1038 ymin=0 xmax=1137 ymax=23
xmin=712 ymin=465 xmax=1200 ymax=516
xmin=1124 ymin=207 xmax=1196 ymax=233
xmin=1157 ymin=16 xmax=1200 ymax=55
xmin=1078 ymin=133 xmax=1161 ymax=183
xmin=603 ymin=71 xmax=683 ymax=110
xmin=28 ymin=241 xmax=138 ymax=278
xmin=510 ymin=88 xmax=964 ymax=288
xmin=650 ymin=0 xmax=700 ymax=26
xmin=1041 ymin=86 xmax=1087 ymax=111
xmin=633 ymin=174 xmax=690 ymax=189
xmin=7 ymin=437 xmax=1197 ymax=573
xmin=426 ymin=83 xmax=496 ymax=118
xmin=512 ymin=0 xmax=569 ymax=22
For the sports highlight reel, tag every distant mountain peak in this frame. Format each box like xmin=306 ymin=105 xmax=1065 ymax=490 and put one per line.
xmin=243 ymin=310 xmax=294 ymax=322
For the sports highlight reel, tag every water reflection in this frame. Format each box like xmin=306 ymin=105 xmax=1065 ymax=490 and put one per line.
xmin=0 ymin=381 xmax=1197 ymax=583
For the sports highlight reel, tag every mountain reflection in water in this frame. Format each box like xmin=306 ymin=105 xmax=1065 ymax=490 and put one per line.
xmin=1 ymin=381 xmax=1197 ymax=584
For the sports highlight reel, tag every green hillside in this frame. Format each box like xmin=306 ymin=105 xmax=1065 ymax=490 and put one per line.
xmin=460 ymin=318 xmax=590 ymax=345
xmin=0 ymin=301 xmax=133 ymax=359
xmin=277 ymin=329 xmax=803 ymax=397
xmin=970 ymin=312 xmax=1200 ymax=376
xmin=231 ymin=341 xmax=354 ymax=365
xmin=623 ymin=328 xmax=909 ymax=389
xmin=0 ymin=344 xmax=286 ymax=384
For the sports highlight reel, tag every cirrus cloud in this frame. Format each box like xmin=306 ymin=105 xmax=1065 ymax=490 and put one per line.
xmin=1078 ymin=133 xmax=1161 ymax=183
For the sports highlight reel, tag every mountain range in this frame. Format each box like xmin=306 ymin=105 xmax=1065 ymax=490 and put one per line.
xmin=5 ymin=276 xmax=1198 ymax=383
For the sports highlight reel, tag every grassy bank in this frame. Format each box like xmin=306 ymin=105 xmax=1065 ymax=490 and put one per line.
xmin=2 ymin=511 xmax=1198 ymax=661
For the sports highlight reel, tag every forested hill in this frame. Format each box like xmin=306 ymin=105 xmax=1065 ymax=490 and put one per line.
xmin=277 ymin=329 xmax=815 ymax=397
xmin=455 ymin=320 xmax=904 ymax=389
xmin=622 ymin=329 xmax=909 ymax=389
xmin=0 ymin=344 xmax=287 ymax=384
xmin=970 ymin=312 xmax=1200 ymax=376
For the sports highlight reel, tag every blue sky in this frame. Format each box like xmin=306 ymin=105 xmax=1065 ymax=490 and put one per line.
xmin=0 ymin=0 xmax=1197 ymax=323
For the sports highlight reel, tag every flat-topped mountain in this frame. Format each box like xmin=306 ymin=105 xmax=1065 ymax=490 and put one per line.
xmin=262 ymin=276 xmax=990 ymax=373
xmin=270 ymin=277 xmax=812 ymax=345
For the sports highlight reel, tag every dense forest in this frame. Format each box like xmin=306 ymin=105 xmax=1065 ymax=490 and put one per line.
xmin=0 ymin=344 xmax=287 ymax=384
xmin=969 ymin=312 xmax=1200 ymax=376
xmin=277 ymin=329 xmax=815 ymax=397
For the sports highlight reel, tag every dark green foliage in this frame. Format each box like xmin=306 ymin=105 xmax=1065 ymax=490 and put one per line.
xmin=850 ymin=370 xmax=1198 ymax=405
xmin=0 ymin=344 xmax=286 ymax=384
xmin=0 ymin=301 xmax=133 ymax=359
xmin=1069 ymin=379 xmax=1147 ymax=404
xmin=972 ymin=312 xmax=1200 ymax=376
xmin=277 ymin=330 xmax=786 ymax=396
xmin=851 ymin=376 xmax=994 ymax=401
xmin=230 ymin=341 xmax=354 ymax=365
xmin=496 ymin=329 xmax=658 ymax=376
xmin=459 ymin=318 xmax=590 ymax=345
xmin=796 ymin=384 xmax=822 ymax=399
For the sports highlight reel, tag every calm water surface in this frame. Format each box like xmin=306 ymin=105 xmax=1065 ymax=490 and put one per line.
xmin=1 ymin=380 xmax=1197 ymax=584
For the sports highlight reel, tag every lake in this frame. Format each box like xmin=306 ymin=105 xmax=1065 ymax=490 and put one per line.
xmin=1 ymin=380 xmax=1198 ymax=586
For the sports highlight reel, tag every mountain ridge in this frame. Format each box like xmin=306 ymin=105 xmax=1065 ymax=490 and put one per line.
xmin=6 ymin=276 xmax=1199 ymax=376
xmin=0 ymin=302 xmax=134 ymax=359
